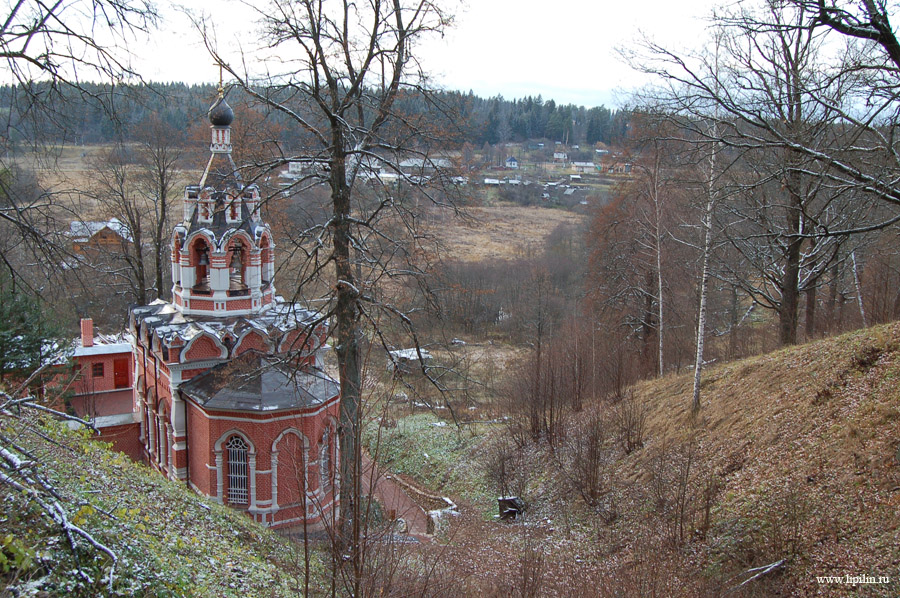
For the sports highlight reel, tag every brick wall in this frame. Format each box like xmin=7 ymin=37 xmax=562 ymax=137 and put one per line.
xmin=189 ymin=397 xmax=340 ymax=526
xmin=234 ymin=331 xmax=269 ymax=356
xmin=98 ymin=422 xmax=144 ymax=462
xmin=184 ymin=335 xmax=224 ymax=361
xmin=73 ymin=353 xmax=131 ymax=397
xmin=227 ymin=298 xmax=252 ymax=311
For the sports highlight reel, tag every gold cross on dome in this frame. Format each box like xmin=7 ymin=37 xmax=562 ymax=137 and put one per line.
xmin=214 ymin=61 xmax=224 ymax=96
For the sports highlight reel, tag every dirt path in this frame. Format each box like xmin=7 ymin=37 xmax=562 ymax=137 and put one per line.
xmin=361 ymin=452 xmax=430 ymax=541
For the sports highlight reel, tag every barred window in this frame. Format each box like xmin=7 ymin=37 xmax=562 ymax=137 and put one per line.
xmin=226 ymin=435 xmax=249 ymax=505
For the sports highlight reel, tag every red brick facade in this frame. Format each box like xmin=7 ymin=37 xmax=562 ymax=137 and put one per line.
xmin=184 ymin=335 xmax=226 ymax=361
xmin=98 ymin=422 xmax=144 ymax=462
xmin=61 ymin=319 xmax=141 ymax=462
xmin=183 ymin=399 xmax=340 ymax=526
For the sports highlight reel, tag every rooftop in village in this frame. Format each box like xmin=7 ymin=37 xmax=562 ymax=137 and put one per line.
xmin=67 ymin=217 xmax=133 ymax=243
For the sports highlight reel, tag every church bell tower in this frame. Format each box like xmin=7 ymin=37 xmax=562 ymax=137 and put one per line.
xmin=170 ymin=90 xmax=275 ymax=317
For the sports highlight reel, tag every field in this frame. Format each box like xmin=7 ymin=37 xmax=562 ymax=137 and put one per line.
xmin=423 ymin=202 xmax=584 ymax=262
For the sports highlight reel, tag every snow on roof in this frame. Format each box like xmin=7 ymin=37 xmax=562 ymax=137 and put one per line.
xmin=389 ymin=348 xmax=432 ymax=361
xmin=71 ymin=329 xmax=134 ymax=357
xmin=72 ymin=342 xmax=133 ymax=358
xmin=68 ymin=217 xmax=134 ymax=243
xmin=131 ymin=297 xmax=321 ymax=349
xmin=398 ymin=157 xmax=452 ymax=169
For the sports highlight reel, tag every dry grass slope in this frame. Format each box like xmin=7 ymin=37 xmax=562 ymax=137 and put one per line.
xmin=619 ymin=322 xmax=900 ymax=595
xmin=0 ymin=419 xmax=325 ymax=597
xmin=423 ymin=203 xmax=583 ymax=262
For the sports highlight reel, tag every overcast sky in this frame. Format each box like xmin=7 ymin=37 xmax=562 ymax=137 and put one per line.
xmin=139 ymin=0 xmax=723 ymax=109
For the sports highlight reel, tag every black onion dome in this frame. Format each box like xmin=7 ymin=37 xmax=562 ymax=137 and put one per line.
xmin=208 ymin=95 xmax=234 ymax=127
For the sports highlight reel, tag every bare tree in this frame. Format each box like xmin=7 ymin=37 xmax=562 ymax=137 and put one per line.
xmin=0 ymin=2 xmax=156 ymax=592
xmin=136 ymin=115 xmax=183 ymax=301
xmin=197 ymin=1 xmax=456 ymax=593
xmin=0 ymin=0 xmax=158 ymax=303
xmin=809 ymin=0 xmax=900 ymax=68
xmin=89 ymin=144 xmax=152 ymax=305
xmin=625 ymin=0 xmax=890 ymax=345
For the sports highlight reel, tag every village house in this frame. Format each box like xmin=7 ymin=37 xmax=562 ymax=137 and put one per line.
xmin=505 ymin=156 xmax=519 ymax=169
xmin=68 ymin=217 xmax=133 ymax=255
xmin=607 ymin=162 xmax=633 ymax=174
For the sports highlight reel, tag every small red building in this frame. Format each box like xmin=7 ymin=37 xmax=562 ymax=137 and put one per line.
xmin=68 ymin=317 xmax=143 ymax=461
xmin=126 ymin=92 xmax=340 ymax=529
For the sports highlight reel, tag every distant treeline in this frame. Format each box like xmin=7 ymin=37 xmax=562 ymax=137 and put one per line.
xmin=446 ymin=92 xmax=630 ymax=147
xmin=0 ymin=82 xmax=629 ymax=150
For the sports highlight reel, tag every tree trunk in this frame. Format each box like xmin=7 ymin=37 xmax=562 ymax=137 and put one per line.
xmin=852 ymin=250 xmax=867 ymax=327
xmin=692 ymin=138 xmax=716 ymax=412
xmin=805 ymin=285 xmax=817 ymax=339
xmin=827 ymin=260 xmax=838 ymax=333
xmin=155 ymin=183 xmax=167 ymax=301
xmin=729 ymin=286 xmax=739 ymax=358
xmin=780 ymin=164 xmax=803 ymax=345
xmin=780 ymin=229 xmax=802 ymax=345
xmin=642 ymin=270 xmax=656 ymax=370
xmin=781 ymin=55 xmax=804 ymax=347
xmin=331 ymin=132 xmax=362 ymax=593
xmin=653 ymin=152 xmax=665 ymax=377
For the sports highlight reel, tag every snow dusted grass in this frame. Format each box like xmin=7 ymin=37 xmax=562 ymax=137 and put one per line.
xmin=364 ymin=413 xmax=494 ymax=516
xmin=1 ymin=420 xmax=326 ymax=597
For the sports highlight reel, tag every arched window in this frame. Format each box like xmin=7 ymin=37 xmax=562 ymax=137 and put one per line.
xmin=228 ymin=241 xmax=246 ymax=290
xmin=226 ymin=435 xmax=250 ymax=505
xmin=192 ymin=238 xmax=211 ymax=291
xmin=320 ymin=427 xmax=335 ymax=492
xmin=156 ymin=403 xmax=169 ymax=472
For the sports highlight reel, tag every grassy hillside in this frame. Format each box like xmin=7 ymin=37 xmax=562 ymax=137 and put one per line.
xmin=0 ymin=420 xmax=325 ymax=597
xmin=367 ymin=323 xmax=900 ymax=596
xmin=616 ymin=321 xmax=900 ymax=595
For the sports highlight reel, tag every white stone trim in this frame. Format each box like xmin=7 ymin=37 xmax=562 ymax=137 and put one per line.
xmin=197 ymin=397 xmax=339 ymax=423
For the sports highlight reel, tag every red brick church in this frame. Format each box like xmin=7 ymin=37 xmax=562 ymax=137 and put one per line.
xmin=75 ymin=91 xmax=341 ymax=529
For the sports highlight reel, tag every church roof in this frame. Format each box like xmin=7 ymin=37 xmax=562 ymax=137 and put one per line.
xmin=180 ymin=190 xmax=267 ymax=248
xmin=199 ymin=149 xmax=241 ymax=191
xmin=179 ymin=351 xmax=339 ymax=412
xmin=132 ymin=298 xmax=320 ymax=350
xmin=208 ymin=95 xmax=234 ymax=127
